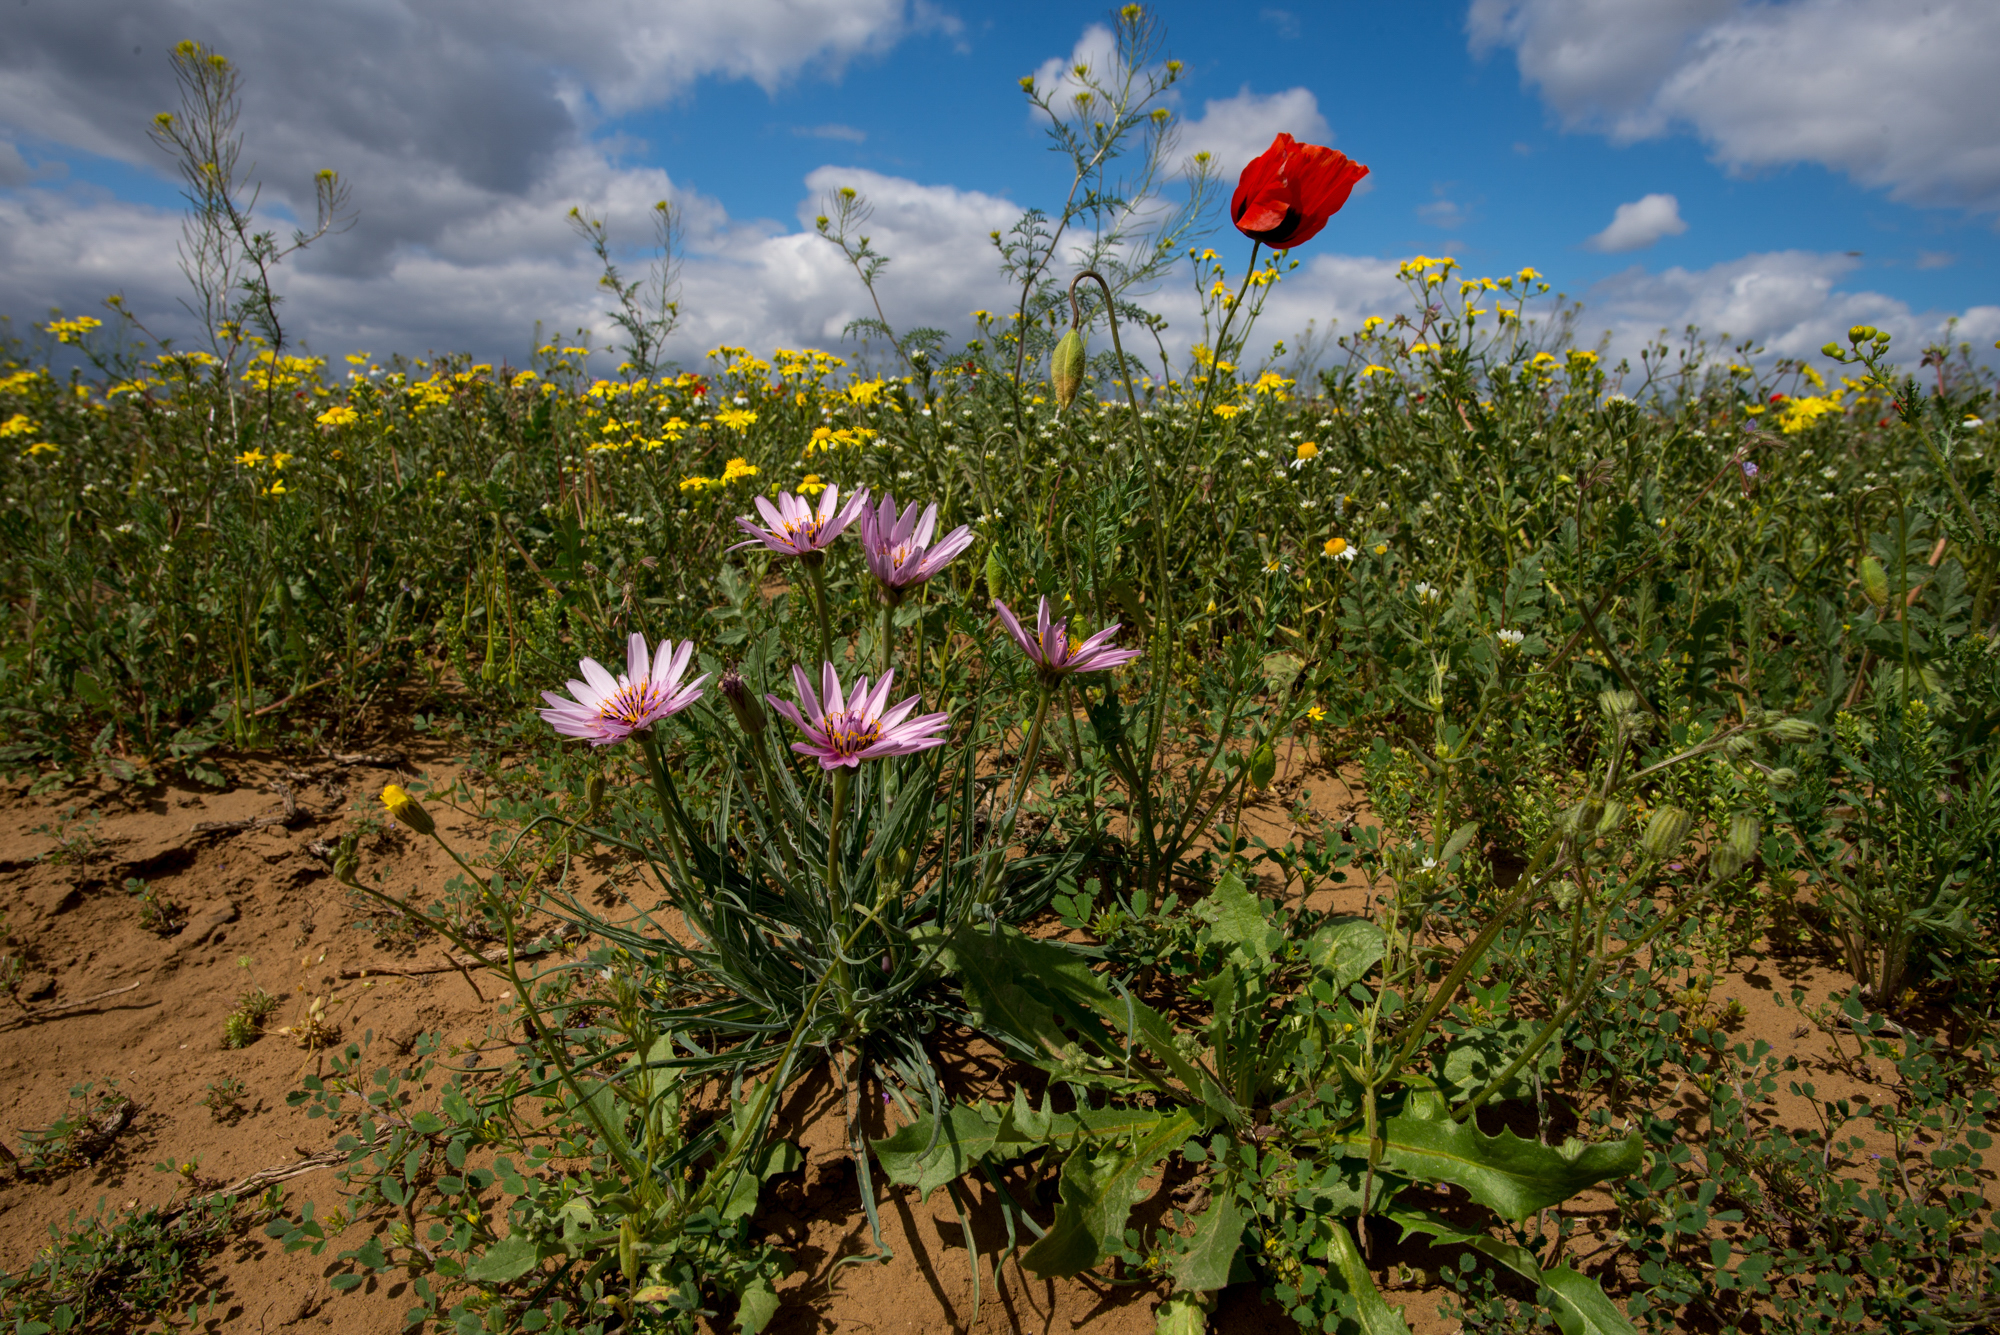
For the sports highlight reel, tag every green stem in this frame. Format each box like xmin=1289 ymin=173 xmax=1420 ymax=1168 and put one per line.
xmin=880 ymin=594 xmax=895 ymax=680
xmin=827 ymin=766 xmax=855 ymax=1017
xmin=804 ymin=556 xmax=833 ymax=670
xmin=979 ymin=685 xmax=1053 ymax=904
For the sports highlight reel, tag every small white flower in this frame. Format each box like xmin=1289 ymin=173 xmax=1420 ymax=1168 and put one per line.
xmin=1496 ymin=628 xmax=1525 ymax=649
xmin=1964 ymin=416 xmax=1984 ymax=428
xmin=114 ymin=523 xmax=134 ymax=534
xmin=1414 ymin=582 xmax=1441 ymax=604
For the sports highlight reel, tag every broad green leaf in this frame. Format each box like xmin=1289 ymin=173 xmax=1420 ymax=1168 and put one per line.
xmin=1171 ymin=1192 xmax=1249 ymax=1293
xmin=1261 ymin=650 xmax=1305 ymax=695
xmin=1360 ymin=1097 xmax=1640 ymax=1223
xmin=1437 ymin=1020 xmax=1562 ymax=1104
xmin=1305 ymin=918 xmax=1385 ymax=995
xmin=462 ymin=1235 xmax=538 ymax=1284
xmin=1194 ymin=867 xmax=1283 ymax=970
xmin=935 ymin=924 xmax=1227 ymax=1111
xmin=872 ymin=1095 xmax=1170 ymax=1201
xmin=1154 ymin=1291 xmax=1213 ymax=1335
xmin=1021 ymin=1107 xmax=1197 ymax=1277
xmin=1323 ymin=1223 xmax=1414 ymax=1335
xmin=735 ymin=1276 xmax=781 ymax=1334
xmin=1390 ymin=1209 xmax=1637 ymax=1335
xmin=722 ymin=1140 xmax=803 ymax=1221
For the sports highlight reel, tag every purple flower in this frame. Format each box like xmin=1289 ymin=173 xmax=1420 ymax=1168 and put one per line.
xmin=731 ymin=484 xmax=868 ymax=560
xmin=1741 ymin=460 xmax=1760 ymax=478
xmin=767 ymin=662 xmax=948 ymax=770
xmin=994 ymin=597 xmax=1142 ymax=686
xmin=859 ymin=494 xmax=974 ymax=596
xmin=539 ymin=634 xmax=707 ymax=746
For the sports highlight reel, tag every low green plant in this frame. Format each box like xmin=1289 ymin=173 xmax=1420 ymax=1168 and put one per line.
xmin=200 ymin=1077 xmax=249 ymax=1123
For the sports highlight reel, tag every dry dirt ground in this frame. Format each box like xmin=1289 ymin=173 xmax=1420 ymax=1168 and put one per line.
xmin=0 ymin=741 xmax=1893 ymax=1333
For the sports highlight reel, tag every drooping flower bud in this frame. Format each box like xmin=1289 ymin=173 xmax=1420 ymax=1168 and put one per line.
xmin=1860 ymin=556 xmax=1890 ymax=608
xmin=1050 ymin=328 xmax=1087 ymax=409
xmin=1248 ymin=741 xmax=1277 ymax=792
xmin=379 ymin=783 xmax=435 ymax=837
xmin=584 ymin=772 xmax=606 ymax=817
xmin=1726 ymin=812 xmax=1760 ymax=859
xmin=718 ymin=667 xmax=767 ymax=735
xmin=1770 ymin=717 xmax=1818 ymax=744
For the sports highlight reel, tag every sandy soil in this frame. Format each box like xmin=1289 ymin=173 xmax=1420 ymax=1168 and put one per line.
xmin=0 ymin=739 xmax=1910 ymax=1333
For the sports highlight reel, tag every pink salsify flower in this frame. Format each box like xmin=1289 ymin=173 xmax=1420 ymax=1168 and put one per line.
xmin=858 ymin=493 xmax=975 ymax=598
xmin=993 ymin=597 xmax=1142 ymax=687
xmin=767 ymin=662 xmax=948 ymax=770
xmin=539 ymin=634 xmax=707 ymax=746
xmin=730 ymin=484 xmax=869 ymax=561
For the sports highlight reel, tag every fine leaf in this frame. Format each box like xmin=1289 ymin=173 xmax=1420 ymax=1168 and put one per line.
xmin=1390 ymin=1209 xmax=1638 ymax=1335
xmin=1304 ymin=918 xmax=1386 ymax=995
xmin=1154 ymin=1291 xmax=1213 ymax=1335
xmin=1193 ymin=866 xmax=1284 ymax=971
xmin=1171 ymin=1191 xmax=1250 ymax=1293
xmin=1322 ymin=1223 xmax=1415 ymax=1335
xmin=462 ymin=1235 xmax=539 ymax=1284
xmin=1021 ymin=1107 xmax=1197 ymax=1277
xmin=734 ymin=1276 xmax=781 ymax=1334
xmin=1349 ymin=1096 xmax=1641 ymax=1222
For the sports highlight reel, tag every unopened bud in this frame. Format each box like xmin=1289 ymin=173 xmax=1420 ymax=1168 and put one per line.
xmin=1860 ymin=556 xmax=1889 ymax=608
xmin=1564 ymin=797 xmax=1605 ymax=838
xmin=379 ymin=783 xmax=434 ymax=837
xmin=1595 ymin=801 xmax=1627 ymax=839
xmin=1822 ymin=342 xmax=1843 ymax=360
xmin=585 ymin=772 xmax=606 ymax=816
xmin=1849 ymin=325 xmax=1877 ymax=344
xmin=984 ymin=545 xmax=1006 ymax=599
xmin=1248 ymin=741 xmax=1277 ymax=792
xmin=1050 ymin=328 xmax=1087 ymax=409
xmin=1768 ymin=767 xmax=1799 ymax=791
xmin=719 ymin=668 xmax=767 ymax=735
xmin=1642 ymin=806 xmax=1693 ymax=859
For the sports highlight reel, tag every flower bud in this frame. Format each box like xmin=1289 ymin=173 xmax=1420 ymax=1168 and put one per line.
xmin=1248 ymin=741 xmax=1277 ymax=792
xmin=1822 ymin=342 xmax=1844 ymax=360
xmin=379 ymin=783 xmax=434 ymax=837
xmin=585 ymin=772 xmax=606 ymax=816
xmin=1563 ymin=797 xmax=1605 ymax=837
xmin=1642 ymin=806 xmax=1693 ymax=859
xmin=1050 ymin=328 xmax=1087 ymax=409
xmin=984 ymin=544 xmax=1006 ymax=599
xmin=1595 ymin=801 xmax=1628 ymax=839
xmin=1768 ymin=767 xmax=1799 ymax=791
xmin=1848 ymin=325 xmax=1877 ymax=344
xmin=718 ymin=668 xmax=767 ymax=735
xmin=1860 ymin=556 xmax=1889 ymax=608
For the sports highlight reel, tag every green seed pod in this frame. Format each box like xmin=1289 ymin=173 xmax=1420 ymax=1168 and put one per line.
xmin=618 ymin=1218 xmax=639 ymax=1284
xmin=1726 ymin=812 xmax=1760 ymax=858
xmin=1642 ymin=805 xmax=1693 ymax=859
xmin=1248 ymin=741 xmax=1277 ymax=792
xmin=1770 ymin=717 xmax=1817 ymax=744
xmin=1708 ymin=843 xmax=1749 ymax=883
xmin=1564 ymin=797 xmax=1605 ymax=837
xmin=1050 ymin=328 xmax=1087 ymax=409
xmin=1860 ymin=556 xmax=1890 ymax=608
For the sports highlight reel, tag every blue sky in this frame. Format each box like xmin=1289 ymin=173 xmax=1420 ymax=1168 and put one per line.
xmin=2 ymin=0 xmax=1995 ymax=371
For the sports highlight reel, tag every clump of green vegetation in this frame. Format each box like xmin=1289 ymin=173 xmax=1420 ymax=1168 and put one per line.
xmin=220 ymin=986 xmax=278 ymax=1049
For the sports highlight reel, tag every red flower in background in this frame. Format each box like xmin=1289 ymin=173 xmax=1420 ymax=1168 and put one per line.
xmin=1231 ymin=133 xmax=1368 ymax=249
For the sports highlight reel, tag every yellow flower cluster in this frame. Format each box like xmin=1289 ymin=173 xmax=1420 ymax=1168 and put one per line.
xmin=803 ymin=424 xmax=879 ymax=455
xmin=316 ymin=404 xmax=358 ymax=427
xmin=242 ymin=349 xmax=326 ymax=392
xmin=45 ymin=316 xmax=102 ymax=345
xmin=716 ymin=407 xmax=758 ymax=433
xmin=1780 ymin=393 xmax=1844 ymax=434
xmin=1252 ymin=371 xmax=1294 ymax=398
xmin=0 ymin=413 xmax=37 ymax=439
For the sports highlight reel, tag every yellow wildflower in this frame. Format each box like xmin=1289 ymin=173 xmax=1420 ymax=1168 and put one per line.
xmin=315 ymin=404 xmax=358 ymax=427
xmin=1324 ymin=536 xmax=1347 ymax=556
xmin=716 ymin=407 xmax=757 ymax=433
xmin=722 ymin=457 xmax=760 ymax=482
xmin=797 ymin=473 xmax=828 ymax=496
xmin=1295 ymin=441 xmax=1319 ymax=461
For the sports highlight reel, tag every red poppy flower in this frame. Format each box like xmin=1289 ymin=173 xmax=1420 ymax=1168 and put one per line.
xmin=1231 ymin=133 xmax=1369 ymax=249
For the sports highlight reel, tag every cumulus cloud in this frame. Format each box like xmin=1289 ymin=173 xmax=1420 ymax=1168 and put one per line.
xmin=1582 ymin=249 xmax=2000 ymax=369
xmin=1585 ymin=193 xmax=1686 ymax=253
xmin=1469 ymin=0 xmax=2000 ymax=210
xmin=1175 ymin=86 xmax=1331 ymax=180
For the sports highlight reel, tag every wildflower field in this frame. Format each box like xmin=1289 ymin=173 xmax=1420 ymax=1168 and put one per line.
xmin=2 ymin=18 xmax=1999 ymax=1335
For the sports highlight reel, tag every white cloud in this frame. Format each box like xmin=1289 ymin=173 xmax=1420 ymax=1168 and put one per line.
xmin=1175 ymin=86 xmax=1331 ymax=180
xmin=1585 ymin=193 xmax=1686 ymax=253
xmin=1582 ymin=249 xmax=2000 ymax=370
xmin=1469 ymin=0 xmax=2000 ymax=210
xmin=797 ymin=123 xmax=867 ymax=143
